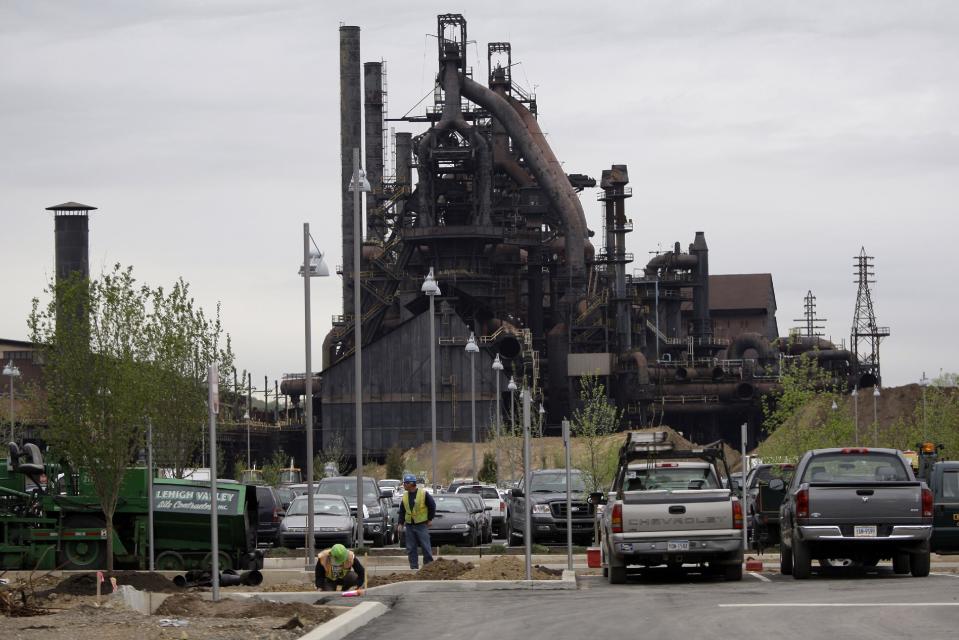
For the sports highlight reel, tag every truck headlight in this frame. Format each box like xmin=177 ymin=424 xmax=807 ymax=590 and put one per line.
xmin=451 ymin=523 xmax=470 ymax=529
xmin=532 ymin=504 xmax=551 ymax=514
xmin=368 ymin=506 xmax=382 ymax=517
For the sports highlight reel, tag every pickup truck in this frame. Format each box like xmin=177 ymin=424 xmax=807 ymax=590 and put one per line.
xmin=508 ymin=469 xmax=595 ymax=546
xmin=775 ymin=447 xmax=933 ymax=579
xmin=596 ymin=431 xmax=744 ymax=584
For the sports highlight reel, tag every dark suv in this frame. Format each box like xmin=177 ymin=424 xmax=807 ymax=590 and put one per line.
xmin=508 ymin=469 xmax=594 ymax=546
xmin=255 ymin=485 xmax=284 ymax=547
xmin=316 ymin=476 xmax=393 ymax=546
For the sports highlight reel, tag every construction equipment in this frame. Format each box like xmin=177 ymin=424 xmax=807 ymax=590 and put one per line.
xmin=1 ymin=443 xmax=262 ymax=571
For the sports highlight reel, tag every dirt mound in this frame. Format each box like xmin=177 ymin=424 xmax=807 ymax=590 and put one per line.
xmin=154 ymin=594 xmax=335 ymax=623
xmin=458 ymin=556 xmax=561 ymax=580
xmin=258 ymin=582 xmax=315 ymax=592
xmin=50 ymin=571 xmax=181 ymax=596
xmin=368 ymin=558 xmax=474 ymax=587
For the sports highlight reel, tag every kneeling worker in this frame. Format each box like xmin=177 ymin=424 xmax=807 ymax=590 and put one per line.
xmin=315 ymin=543 xmax=366 ymax=592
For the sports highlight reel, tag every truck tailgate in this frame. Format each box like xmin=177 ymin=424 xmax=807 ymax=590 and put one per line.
xmin=622 ymin=490 xmax=734 ymax=533
xmin=807 ymin=482 xmax=922 ymax=522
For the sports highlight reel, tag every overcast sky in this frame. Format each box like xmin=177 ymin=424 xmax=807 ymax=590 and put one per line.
xmin=2 ymin=0 xmax=957 ymax=396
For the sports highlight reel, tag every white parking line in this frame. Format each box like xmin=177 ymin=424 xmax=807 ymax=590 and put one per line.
xmin=931 ymin=572 xmax=959 ymax=578
xmin=747 ymin=572 xmax=771 ymax=583
xmin=719 ymin=603 xmax=959 ymax=608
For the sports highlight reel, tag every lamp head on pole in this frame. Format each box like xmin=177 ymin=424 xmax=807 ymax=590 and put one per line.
xmin=851 ymin=386 xmax=858 ymax=398
xmin=421 ymin=267 xmax=441 ymax=296
xmin=299 ymin=248 xmax=330 ymax=278
xmin=873 ymin=386 xmax=881 ymax=397
xmin=920 ymin=372 xmax=929 ymax=387
xmin=539 ymin=403 xmax=545 ymax=416
xmin=349 ymin=168 xmax=371 ymax=193
xmin=243 ymin=410 xmax=250 ymax=421
xmin=507 ymin=376 xmax=517 ymax=392
xmin=2 ymin=361 xmax=20 ymax=378
xmin=465 ymin=332 xmax=479 ymax=354
xmin=492 ymin=353 xmax=504 ymax=371
xmin=831 ymin=400 xmax=838 ymax=411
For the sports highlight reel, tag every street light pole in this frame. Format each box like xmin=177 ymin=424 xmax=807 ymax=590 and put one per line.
xmin=352 ymin=148 xmax=367 ymax=548
xmin=3 ymin=360 xmax=20 ymax=445
xmin=465 ymin=333 xmax=479 ymax=479
xmin=244 ymin=410 xmax=251 ymax=470
xmin=492 ymin=354 xmax=504 ymax=483
xmin=873 ymin=386 xmax=881 ymax=447
xmin=522 ymin=388 xmax=532 ymax=581
xmin=422 ymin=268 xmax=441 ymax=489
xmin=300 ymin=222 xmax=330 ymax=567
xmin=920 ymin=372 xmax=929 ymax=439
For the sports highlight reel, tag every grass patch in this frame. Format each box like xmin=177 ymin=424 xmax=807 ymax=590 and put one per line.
xmin=488 ymin=543 xmax=507 ymax=554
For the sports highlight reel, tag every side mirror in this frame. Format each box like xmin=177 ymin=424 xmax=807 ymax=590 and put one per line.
xmin=380 ymin=489 xmax=392 ymax=499
xmin=511 ymin=488 xmax=524 ymax=498
xmin=588 ymin=491 xmax=607 ymax=506
xmin=768 ymin=479 xmax=785 ymax=492
xmin=277 ymin=511 xmax=286 ymax=518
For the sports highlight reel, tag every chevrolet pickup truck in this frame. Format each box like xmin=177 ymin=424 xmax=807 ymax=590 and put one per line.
xmin=775 ymin=447 xmax=933 ymax=579
xmin=596 ymin=432 xmax=744 ymax=584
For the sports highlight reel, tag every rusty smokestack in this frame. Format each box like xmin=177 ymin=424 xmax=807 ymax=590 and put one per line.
xmin=363 ymin=61 xmax=383 ymax=240
xmin=339 ymin=25 xmax=361 ymax=314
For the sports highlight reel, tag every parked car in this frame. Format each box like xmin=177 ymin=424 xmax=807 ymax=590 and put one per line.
xmin=457 ymin=484 xmax=507 ymax=537
xmin=446 ymin=478 xmax=477 ymax=494
xmin=276 ymin=493 xmax=358 ymax=549
xmin=255 ymin=485 xmax=284 ymax=547
xmin=925 ymin=460 xmax=959 ymax=553
xmin=417 ymin=494 xmax=481 ymax=547
xmin=776 ymin=447 xmax=933 ymax=579
xmin=316 ymin=476 xmax=393 ymax=547
xmin=275 ymin=486 xmax=296 ymax=511
xmin=508 ymin=469 xmax=594 ymax=547
xmin=457 ymin=492 xmax=493 ymax=543
xmin=379 ymin=479 xmax=402 ymax=492
xmin=597 ymin=431 xmax=744 ymax=584
xmin=742 ymin=463 xmax=795 ymax=552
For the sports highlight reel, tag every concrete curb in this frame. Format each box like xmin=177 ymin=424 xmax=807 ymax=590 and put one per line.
xmin=298 ymin=601 xmax=388 ymax=640
xmin=361 ymin=569 xmax=577 ymax=595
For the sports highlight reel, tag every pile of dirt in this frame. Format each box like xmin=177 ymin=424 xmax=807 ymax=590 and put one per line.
xmin=154 ymin=594 xmax=336 ymax=623
xmin=368 ymin=558 xmax=474 ymax=587
xmin=258 ymin=582 xmax=315 ymax=592
xmin=49 ymin=571 xmax=181 ymax=596
xmin=458 ymin=556 xmax=561 ymax=580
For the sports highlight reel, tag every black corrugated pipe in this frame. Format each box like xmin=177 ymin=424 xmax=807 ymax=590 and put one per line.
xmin=459 ymin=75 xmax=586 ymax=279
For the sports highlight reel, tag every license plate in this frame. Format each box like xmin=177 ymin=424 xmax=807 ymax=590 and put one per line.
xmin=667 ymin=540 xmax=690 ymax=551
xmin=854 ymin=525 xmax=877 ymax=537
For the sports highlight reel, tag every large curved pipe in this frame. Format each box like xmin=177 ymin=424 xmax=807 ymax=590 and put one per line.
xmin=775 ymin=336 xmax=836 ymax=355
xmin=416 ymin=61 xmax=492 ymax=226
xmin=727 ymin=332 xmax=778 ymax=362
xmin=460 ymin=75 xmax=586 ymax=277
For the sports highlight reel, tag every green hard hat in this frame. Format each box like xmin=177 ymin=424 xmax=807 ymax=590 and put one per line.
xmin=330 ymin=543 xmax=348 ymax=563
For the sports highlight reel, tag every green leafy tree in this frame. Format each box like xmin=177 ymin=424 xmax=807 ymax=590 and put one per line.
xmin=261 ymin=449 xmax=289 ymax=487
xmin=30 ymin=268 xmax=151 ymax=570
xmin=144 ymin=278 xmax=233 ymax=477
xmin=478 ymin=451 xmax=498 ymax=484
xmin=761 ymin=352 xmax=839 ymax=435
xmin=571 ymin=373 xmax=623 ymax=492
xmin=385 ymin=445 xmax=405 ymax=480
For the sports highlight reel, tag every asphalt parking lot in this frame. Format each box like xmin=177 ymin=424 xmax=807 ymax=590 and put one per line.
xmin=348 ymin=566 xmax=959 ymax=640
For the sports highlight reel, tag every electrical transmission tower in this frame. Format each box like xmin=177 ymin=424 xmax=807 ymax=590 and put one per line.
xmin=851 ymin=247 xmax=890 ymax=387
xmin=793 ymin=290 xmax=826 ymax=338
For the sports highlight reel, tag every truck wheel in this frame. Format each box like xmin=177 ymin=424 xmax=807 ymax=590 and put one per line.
xmin=892 ymin=553 xmax=910 ymax=574
xmin=723 ymin=563 xmax=743 ymax=581
xmin=608 ymin=562 xmax=627 ymax=584
xmin=372 ymin=533 xmax=385 ymax=548
xmin=201 ymin=551 xmax=233 ymax=571
xmin=791 ymin=540 xmax=811 ymax=579
xmin=508 ymin=525 xmax=522 ymax=547
xmin=60 ymin=515 xmax=108 ymax=570
xmin=779 ymin=544 xmax=793 ymax=575
xmin=156 ymin=551 xmax=186 ymax=571
xmin=910 ymin=551 xmax=930 ymax=577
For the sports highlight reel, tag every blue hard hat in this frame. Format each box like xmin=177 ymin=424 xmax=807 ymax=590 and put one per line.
xmin=403 ymin=474 xmax=417 ymax=483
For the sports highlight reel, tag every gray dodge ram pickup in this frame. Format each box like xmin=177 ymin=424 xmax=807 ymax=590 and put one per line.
xmin=508 ymin=469 xmax=595 ymax=546
xmin=775 ymin=447 xmax=933 ymax=579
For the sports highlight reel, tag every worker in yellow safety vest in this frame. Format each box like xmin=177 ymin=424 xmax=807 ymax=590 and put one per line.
xmin=315 ymin=543 xmax=366 ymax=592
xmin=396 ymin=474 xmax=436 ymax=569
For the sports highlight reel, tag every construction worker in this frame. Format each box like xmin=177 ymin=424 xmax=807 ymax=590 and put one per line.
xmin=396 ymin=473 xmax=436 ymax=569
xmin=315 ymin=543 xmax=366 ymax=592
